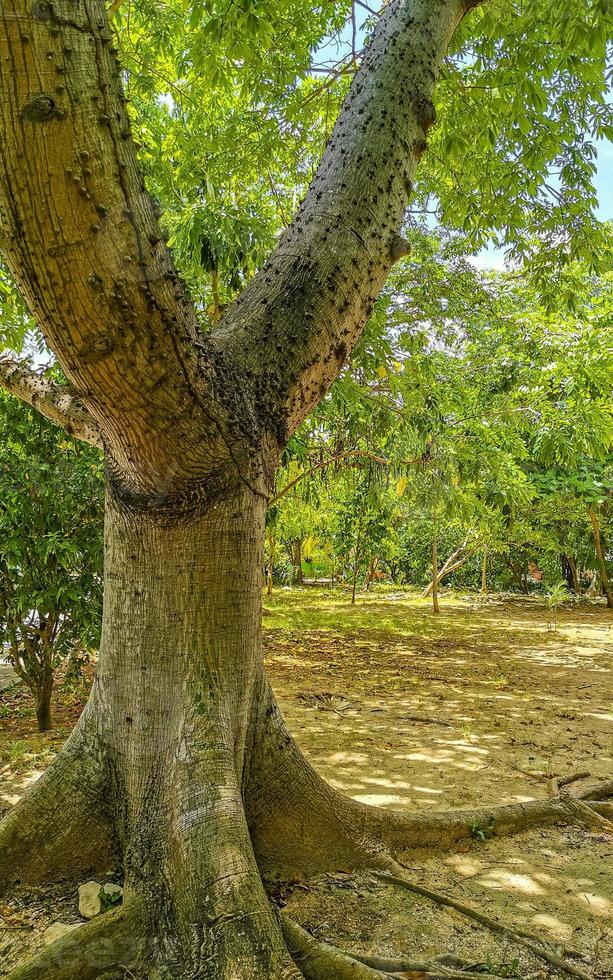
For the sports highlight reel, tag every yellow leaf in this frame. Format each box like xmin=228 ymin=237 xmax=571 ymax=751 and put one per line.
xmin=396 ymin=476 xmax=408 ymax=496
xmin=377 ymin=364 xmax=387 ymax=379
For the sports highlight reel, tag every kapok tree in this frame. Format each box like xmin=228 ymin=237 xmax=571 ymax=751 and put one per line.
xmin=0 ymin=0 xmax=612 ymax=978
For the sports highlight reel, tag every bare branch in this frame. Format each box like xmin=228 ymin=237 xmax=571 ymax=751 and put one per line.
xmin=0 ymin=354 xmax=102 ymax=447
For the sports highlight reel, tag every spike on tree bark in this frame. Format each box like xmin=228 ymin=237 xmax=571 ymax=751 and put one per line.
xmin=3 ymin=0 xmax=609 ymax=977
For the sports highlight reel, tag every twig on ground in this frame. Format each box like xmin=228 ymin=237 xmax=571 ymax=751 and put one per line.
xmin=371 ymin=868 xmax=594 ymax=980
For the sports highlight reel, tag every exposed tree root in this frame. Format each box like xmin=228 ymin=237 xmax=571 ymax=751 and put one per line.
xmin=366 ymin=778 xmax=613 ymax=857
xmin=3 ymin=669 xmax=611 ymax=980
xmin=4 ymin=903 xmax=144 ymax=980
xmin=247 ymin=690 xmax=613 ymax=876
xmin=282 ymin=916 xmax=394 ymax=978
xmin=283 ymin=918 xmax=544 ymax=980
xmin=549 ymin=771 xmax=590 ymax=796
xmin=371 ymin=867 xmax=594 ymax=980
xmin=589 ymin=801 xmax=613 ymax=820
xmin=0 ymin=719 xmax=116 ymax=896
xmin=561 ymin=797 xmax=613 ymax=835
xmin=575 ymin=781 xmax=613 ymax=801
xmin=352 ymin=951 xmax=517 ymax=979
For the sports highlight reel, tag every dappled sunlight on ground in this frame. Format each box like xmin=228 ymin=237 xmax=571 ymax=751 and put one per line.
xmin=1 ymin=588 xmax=611 ymax=975
xmin=265 ymin=588 xmax=612 ymax=813
xmin=270 ymin=588 xmax=613 ymax=972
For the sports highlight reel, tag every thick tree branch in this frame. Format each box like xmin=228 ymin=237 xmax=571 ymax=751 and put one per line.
xmin=215 ymin=0 xmax=475 ymax=442
xmin=0 ymin=0 xmax=248 ymax=498
xmin=0 ymin=354 xmax=101 ymax=447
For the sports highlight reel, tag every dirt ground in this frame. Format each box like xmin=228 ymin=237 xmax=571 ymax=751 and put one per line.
xmin=1 ymin=588 xmax=612 ymax=977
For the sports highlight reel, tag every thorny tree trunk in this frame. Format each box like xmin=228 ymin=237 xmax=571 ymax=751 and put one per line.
xmin=0 ymin=0 xmax=503 ymax=975
xmin=587 ymin=508 xmax=613 ymax=609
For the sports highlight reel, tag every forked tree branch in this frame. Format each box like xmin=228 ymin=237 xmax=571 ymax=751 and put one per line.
xmin=0 ymin=354 xmax=102 ymax=447
xmin=215 ymin=0 xmax=483 ymax=442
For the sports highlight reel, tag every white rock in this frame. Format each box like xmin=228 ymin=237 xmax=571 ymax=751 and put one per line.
xmin=43 ymin=922 xmax=80 ymax=945
xmin=78 ymin=880 xmax=102 ymax=919
xmin=102 ymin=882 xmax=123 ymax=902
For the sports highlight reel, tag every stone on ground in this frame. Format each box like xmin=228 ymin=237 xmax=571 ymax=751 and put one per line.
xmin=78 ymin=880 xmax=102 ymax=919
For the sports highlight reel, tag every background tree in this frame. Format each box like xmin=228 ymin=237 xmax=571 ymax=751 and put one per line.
xmin=0 ymin=388 xmax=103 ymax=731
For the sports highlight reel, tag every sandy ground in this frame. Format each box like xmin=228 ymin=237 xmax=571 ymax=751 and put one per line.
xmin=265 ymin=591 xmax=613 ymax=977
xmin=1 ymin=589 xmax=612 ymax=977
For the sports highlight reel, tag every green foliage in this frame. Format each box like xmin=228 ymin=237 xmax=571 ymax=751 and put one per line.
xmin=469 ymin=815 xmax=496 ymax=841
xmin=0 ymin=390 xmax=104 ymax=721
xmin=271 ymin=240 xmax=613 ymax=597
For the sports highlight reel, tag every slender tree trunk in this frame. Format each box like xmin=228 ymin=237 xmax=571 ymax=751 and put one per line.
xmin=35 ymin=664 xmax=54 ymax=733
xmin=363 ymin=555 xmax=378 ymax=591
xmin=291 ymin=539 xmax=303 ymax=585
xmin=211 ymin=267 xmax=222 ymax=323
xmin=34 ymin=629 xmax=55 ymax=732
xmin=481 ymin=548 xmax=488 ymax=595
xmin=267 ymin=529 xmax=276 ymax=597
xmin=422 ymin=541 xmax=478 ymax=597
xmin=587 ymin=508 xmax=613 ymax=609
xmin=568 ymin=555 xmax=580 ymax=594
xmin=431 ymin=532 xmax=440 ymax=614
xmin=351 ymin=518 xmax=364 ymax=605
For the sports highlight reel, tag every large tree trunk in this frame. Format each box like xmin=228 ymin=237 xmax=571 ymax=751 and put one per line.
xmin=3 ymin=478 xmax=613 ymax=978
xmin=90 ymin=488 xmax=299 ymax=977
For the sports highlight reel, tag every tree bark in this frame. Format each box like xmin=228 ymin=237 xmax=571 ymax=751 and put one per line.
xmin=505 ymin=557 xmax=529 ymax=595
xmin=422 ymin=540 xmax=479 ymax=597
xmin=481 ymin=548 xmax=488 ymax=595
xmin=567 ymin=555 xmax=580 ymax=594
xmin=267 ymin=527 xmax=276 ymax=597
xmin=35 ymin=662 xmax=54 ymax=733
